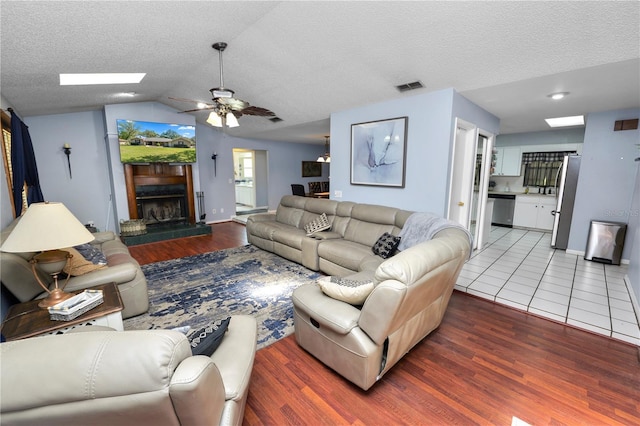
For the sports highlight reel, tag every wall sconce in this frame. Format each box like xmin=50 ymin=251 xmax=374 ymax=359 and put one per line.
xmin=211 ymin=152 xmax=218 ymax=176
xmin=63 ymin=143 xmax=72 ymax=178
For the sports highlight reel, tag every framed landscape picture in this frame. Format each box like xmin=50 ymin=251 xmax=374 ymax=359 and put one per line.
xmin=302 ymin=161 xmax=322 ymax=177
xmin=351 ymin=116 xmax=408 ymax=187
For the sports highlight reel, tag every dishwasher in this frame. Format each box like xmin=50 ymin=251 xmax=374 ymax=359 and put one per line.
xmin=488 ymin=193 xmax=516 ymax=227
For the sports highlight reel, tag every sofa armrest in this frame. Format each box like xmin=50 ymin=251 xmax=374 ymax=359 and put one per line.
xmin=90 ymin=231 xmax=117 ymax=244
xmin=63 ymin=263 xmax=138 ymax=291
xmin=210 ymin=315 xmax=257 ymax=401
xmin=292 ymin=283 xmax=361 ymax=335
xmin=246 ymin=213 xmax=275 ymax=224
xmin=170 ymin=356 xmax=226 ymax=425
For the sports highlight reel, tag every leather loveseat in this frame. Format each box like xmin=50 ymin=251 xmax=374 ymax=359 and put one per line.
xmin=0 ymin=315 xmax=257 ymax=426
xmin=1 ymin=218 xmax=149 ymax=319
xmin=246 ymin=195 xmax=471 ymax=390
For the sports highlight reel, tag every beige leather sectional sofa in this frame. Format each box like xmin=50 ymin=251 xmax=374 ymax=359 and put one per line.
xmin=246 ymin=195 xmax=471 ymax=390
xmin=247 ymin=195 xmax=414 ymax=278
xmin=0 ymin=315 xmax=257 ymax=426
xmin=0 ymin=218 xmax=148 ymax=319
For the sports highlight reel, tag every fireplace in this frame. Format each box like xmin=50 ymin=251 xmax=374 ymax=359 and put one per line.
xmin=136 ymin=184 xmax=188 ymax=225
xmin=124 ymin=163 xmax=196 ymax=227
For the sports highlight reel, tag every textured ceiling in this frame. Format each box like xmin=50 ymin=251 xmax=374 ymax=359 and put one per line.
xmin=1 ymin=1 xmax=639 ymax=144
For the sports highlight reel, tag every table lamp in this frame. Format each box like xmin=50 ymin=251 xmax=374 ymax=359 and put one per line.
xmin=0 ymin=202 xmax=95 ymax=308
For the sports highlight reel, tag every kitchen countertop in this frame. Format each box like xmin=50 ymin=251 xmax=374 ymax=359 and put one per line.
xmin=488 ymin=191 xmax=556 ymax=197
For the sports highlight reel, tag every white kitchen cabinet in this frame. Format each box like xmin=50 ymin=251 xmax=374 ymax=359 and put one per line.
xmin=492 ymin=147 xmax=522 ymax=176
xmin=235 ymin=185 xmax=255 ymax=207
xmin=513 ymin=195 xmax=556 ymax=230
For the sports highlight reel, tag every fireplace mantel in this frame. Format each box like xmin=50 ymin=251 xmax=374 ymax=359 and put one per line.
xmin=124 ymin=163 xmax=196 ymax=225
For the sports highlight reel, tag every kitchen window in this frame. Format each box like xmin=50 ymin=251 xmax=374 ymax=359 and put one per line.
xmin=522 ymin=151 xmax=576 ymax=187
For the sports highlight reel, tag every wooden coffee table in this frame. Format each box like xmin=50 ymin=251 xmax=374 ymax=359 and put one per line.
xmin=1 ymin=282 xmax=124 ymax=341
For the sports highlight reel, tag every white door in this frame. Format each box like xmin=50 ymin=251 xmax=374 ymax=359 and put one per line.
xmin=447 ymin=119 xmax=477 ymax=229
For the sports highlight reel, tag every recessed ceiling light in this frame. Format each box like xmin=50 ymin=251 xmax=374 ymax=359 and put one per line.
xmin=548 ymin=92 xmax=569 ymax=100
xmin=545 ymin=115 xmax=584 ymax=128
xmin=59 ymin=73 xmax=146 ymax=85
xmin=120 ymin=92 xmax=137 ymax=97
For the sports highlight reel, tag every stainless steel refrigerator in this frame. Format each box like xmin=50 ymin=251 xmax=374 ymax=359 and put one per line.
xmin=551 ymin=154 xmax=581 ymax=249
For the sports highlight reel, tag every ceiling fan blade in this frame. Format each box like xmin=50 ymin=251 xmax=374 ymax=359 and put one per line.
xmin=169 ymin=96 xmax=202 ymax=103
xmin=179 ymin=106 xmax=216 ymax=113
xmin=241 ymin=105 xmax=276 ymax=117
xmin=218 ymin=97 xmax=250 ymax=111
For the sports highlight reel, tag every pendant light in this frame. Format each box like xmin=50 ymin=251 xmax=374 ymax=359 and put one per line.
xmin=317 ymin=136 xmax=331 ymax=163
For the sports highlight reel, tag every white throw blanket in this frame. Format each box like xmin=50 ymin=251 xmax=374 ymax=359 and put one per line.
xmin=397 ymin=212 xmax=473 ymax=256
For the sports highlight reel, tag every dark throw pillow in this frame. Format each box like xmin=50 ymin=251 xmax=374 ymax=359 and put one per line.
xmin=372 ymin=232 xmax=401 ymax=259
xmin=73 ymin=243 xmax=108 ymax=265
xmin=188 ymin=317 xmax=231 ymax=356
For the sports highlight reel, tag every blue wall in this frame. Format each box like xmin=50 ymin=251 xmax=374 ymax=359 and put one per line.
xmin=569 ymin=108 xmax=640 ymax=262
xmin=329 ymin=88 xmax=499 ymax=214
xmin=3 ymin=102 xmax=324 ymax=232
xmin=496 ymin=127 xmax=585 ymax=147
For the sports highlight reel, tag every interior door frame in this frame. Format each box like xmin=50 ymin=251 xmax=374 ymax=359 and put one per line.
xmin=474 ymin=130 xmax=495 ymax=251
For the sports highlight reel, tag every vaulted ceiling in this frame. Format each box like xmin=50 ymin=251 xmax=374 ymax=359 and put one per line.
xmin=1 ymin=1 xmax=638 ymax=144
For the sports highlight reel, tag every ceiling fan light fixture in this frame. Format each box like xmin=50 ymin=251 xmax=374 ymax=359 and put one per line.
xmin=210 ymin=88 xmax=234 ymax=98
xmin=206 ymin=111 xmax=223 ymax=127
xmin=548 ymin=92 xmax=569 ymax=100
xmin=226 ymin=112 xmax=239 ymax=128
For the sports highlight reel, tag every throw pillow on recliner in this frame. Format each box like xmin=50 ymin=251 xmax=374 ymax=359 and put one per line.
xmin=372 ymin=232 xmax=401 ymax=259
xmin=304 ymin=213 xmax=331 ymax=236
xmin=317 ymin=276 xmax=374 ymax=305
xmin=59 ymin=247 xmax=107 ymax=276
xmin=188 ymin=317 xmax=231 ymax=356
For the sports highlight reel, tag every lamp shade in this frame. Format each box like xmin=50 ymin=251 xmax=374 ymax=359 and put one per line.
xmin=206 ymin=112 xmax=223 ymax=127
xmin=226 ymin=112 xmax=239 ymax=128
xmin=0 ymin=202 xmax=95 ymax=253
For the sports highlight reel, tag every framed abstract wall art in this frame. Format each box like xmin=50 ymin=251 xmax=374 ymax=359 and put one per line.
xmin=301 ymin=161 xmax=322 ymax=177
xmin=350 ymin=116 xmax=408 ymax=187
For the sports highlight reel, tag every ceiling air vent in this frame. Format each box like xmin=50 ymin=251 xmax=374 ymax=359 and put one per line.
xmin=395 ymin=81 xmax=424 ymax=93
xmin=269 ymin=116 xmax=283 ymax=123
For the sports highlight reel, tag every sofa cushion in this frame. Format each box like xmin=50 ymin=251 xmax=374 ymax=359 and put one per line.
xmin=372 ymin=232 xmax=401 ymax=259
xmin=188 ymin=317 xmax=231 ymax=356
xmin=318 ymin=239 xmax=375 ymax=272
xmin=317 ymin=276 xmax=374 ymax=305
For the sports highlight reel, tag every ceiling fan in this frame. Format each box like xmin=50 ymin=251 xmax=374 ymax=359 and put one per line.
xmin=170 ymin=42 xmax=276 ymax=127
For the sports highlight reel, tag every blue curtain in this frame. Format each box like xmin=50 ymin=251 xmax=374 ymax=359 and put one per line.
xmin=9 ymin=110 xmax=44 ymax=216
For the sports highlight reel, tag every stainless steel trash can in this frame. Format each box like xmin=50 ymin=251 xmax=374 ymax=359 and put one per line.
xmin=584 ymin=220 xmax=627 ymax=265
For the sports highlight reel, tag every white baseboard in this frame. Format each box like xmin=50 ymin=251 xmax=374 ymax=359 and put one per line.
xmin=566 ymin=249 xmax=629 ymax=265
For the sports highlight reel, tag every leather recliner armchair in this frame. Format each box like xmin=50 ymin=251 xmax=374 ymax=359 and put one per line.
xmin=0 ymin=315 xmax=257 ymax=426
xmin=292 ymin=228 xmax=470 ymax=390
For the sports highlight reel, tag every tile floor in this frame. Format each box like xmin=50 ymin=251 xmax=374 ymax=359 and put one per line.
xmin=456 ymin=226 xmax=640 ymax=346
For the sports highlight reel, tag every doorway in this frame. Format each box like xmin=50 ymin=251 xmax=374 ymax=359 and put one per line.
xmin=233 ymin=148 xmax=269 ymax=216
xmin=447 ymin=119 xmax=494 ymax=251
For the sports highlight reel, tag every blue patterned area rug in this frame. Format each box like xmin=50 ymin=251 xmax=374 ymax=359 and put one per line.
xmin=123 ymin=245 xmax=322 ymax=349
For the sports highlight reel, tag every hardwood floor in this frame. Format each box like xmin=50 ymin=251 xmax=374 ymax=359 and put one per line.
xmin=127 ymin=221 xmax=248 ymax=265
xmin=129 ymin=221 xmax=640 ymax=425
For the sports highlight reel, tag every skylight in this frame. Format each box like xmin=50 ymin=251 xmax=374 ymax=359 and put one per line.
xmin=59 ymin=73 xmax=146 ymax=85
xmin=544 ymin=115 xmax=584 ymax=128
